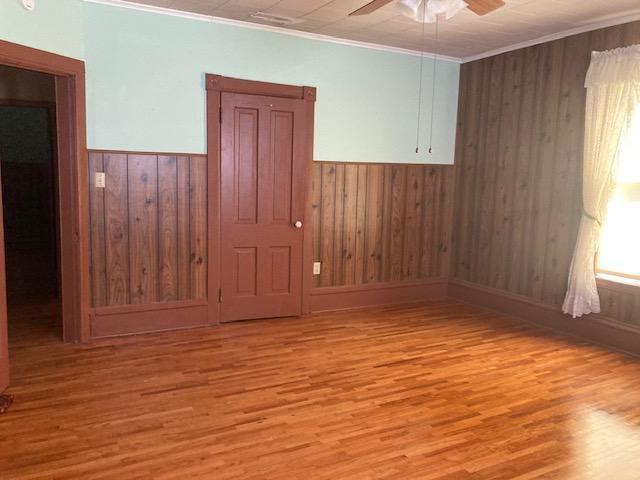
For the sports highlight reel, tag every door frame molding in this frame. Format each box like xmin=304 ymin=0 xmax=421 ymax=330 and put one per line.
xmin=0 ymin=40 xmax=89 ymax=343
xmin=205 ymin=74 xmax=316 ymax=323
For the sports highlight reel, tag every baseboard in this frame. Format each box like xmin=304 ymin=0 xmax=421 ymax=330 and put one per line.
xmin=448 ymin=278 xmax=640 ymax=357
xmin=90 ymin=280 xmax=448 ymax=337
xmin=90 ymin=300 xmax=210 ymax=338
xmin=310 ymin=278 xmax=448 ymax=312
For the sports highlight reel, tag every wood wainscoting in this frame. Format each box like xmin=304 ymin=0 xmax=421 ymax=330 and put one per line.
xmin=310 ymin=162 xmax=454 ymax=309
xmin=88 ymin=151 xmax=209 ymax=337
xmin=87 ymin=155 xmax=455 ymax=334
xmin=451 ymin=20 xmax=640 ymax=329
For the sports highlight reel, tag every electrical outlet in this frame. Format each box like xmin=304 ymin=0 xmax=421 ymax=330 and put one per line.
xmin=313 ymin=262 xmax=321 ymax=275
xmin=95 ymin=172 xmax=106 ymax=188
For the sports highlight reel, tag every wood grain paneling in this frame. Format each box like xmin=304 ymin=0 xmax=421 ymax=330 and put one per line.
xmin=103 ymin=153 xmax=129 ymax=306
xmin=158 ymin=155 xmax=178 ymax=302
xmin=128 ymin=154 xmax=159 ymax=304
xmin=176 ymin=156 xmax=191 ymax=300
xmin=312 ymin=162 xmax=454 ymax=288
xmin=89 ymin=151 xmax=207 ymax=307
xmin=598 ymin=280 xmax=640 ymax=327
xmin=452 ymin=20 xmax=640 ymax=326
xmin=189 ymin=157 xmax=208 ymax=300
xmin=88 ymin=154 xmax=106 ymax=307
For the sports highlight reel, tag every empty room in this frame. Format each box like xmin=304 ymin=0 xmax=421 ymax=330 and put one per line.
xmin=1 ymin=0 xmax=640 ymax=478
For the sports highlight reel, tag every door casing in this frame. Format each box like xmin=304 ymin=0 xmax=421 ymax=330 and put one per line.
xmin=0 ymin=40 xmax=89 ymax=344
xmin=206 ymin=75 xmax=316 ymax=324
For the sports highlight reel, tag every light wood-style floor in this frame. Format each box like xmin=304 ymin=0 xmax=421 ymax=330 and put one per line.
xmin=2 ymin=300 xmax=640 ymax=479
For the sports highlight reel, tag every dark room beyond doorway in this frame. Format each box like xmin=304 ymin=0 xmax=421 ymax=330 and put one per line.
xmin=0 ymin=65 xmax=60 ymax=342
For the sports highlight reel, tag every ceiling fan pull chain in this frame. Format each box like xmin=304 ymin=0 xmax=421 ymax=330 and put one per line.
xmin=415 ymin=0 xmax=428 ymax=154
xmin=428 ymin=16 xmax=439 ymax=155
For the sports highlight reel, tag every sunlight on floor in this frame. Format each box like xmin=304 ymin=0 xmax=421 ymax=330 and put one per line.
xmin=572 ymin=408 xmax=640 ymax=479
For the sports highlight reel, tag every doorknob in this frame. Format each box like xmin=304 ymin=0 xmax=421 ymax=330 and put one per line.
xmin=294 ymin=220 xmax=303 ymax=228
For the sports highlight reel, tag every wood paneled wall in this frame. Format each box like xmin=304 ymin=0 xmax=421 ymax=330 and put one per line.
xmin=89 ymin=152 xmax=207 ymax=308
xmin=598 ymin=281 xmax=640 ymax=325
xmin=312 ymin=162 xmax=454 ymax=288
xmin=452 ymin=21 xmax=640 ymax=326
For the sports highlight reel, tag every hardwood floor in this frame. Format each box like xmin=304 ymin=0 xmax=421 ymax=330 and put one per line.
xmin=2 ymin=300 xmax=640 ymax=479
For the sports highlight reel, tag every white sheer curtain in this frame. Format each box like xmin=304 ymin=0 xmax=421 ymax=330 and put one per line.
xmin=563 ymin=45 xmax=640 ymax=318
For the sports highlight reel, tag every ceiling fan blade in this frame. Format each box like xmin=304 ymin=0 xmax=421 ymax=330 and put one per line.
xmin=466 ymin=0 xmax=505 ymax=15
xmin=349 ymin=0 xmax=396 ymax=16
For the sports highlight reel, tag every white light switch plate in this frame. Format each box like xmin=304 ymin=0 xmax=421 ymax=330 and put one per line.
xmin=313 ymin=262 xmax=321 ymax=275
xmin=95 ymin=172 xmax=106 ymax=188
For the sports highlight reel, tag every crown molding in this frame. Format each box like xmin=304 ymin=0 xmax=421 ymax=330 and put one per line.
xmin=82 ymin=0 xmax=463 ymax=63
xmin=461 ymin=11 xmax=640 ymax=63
xmin=81 ymin=0 xmax=640 ymax=65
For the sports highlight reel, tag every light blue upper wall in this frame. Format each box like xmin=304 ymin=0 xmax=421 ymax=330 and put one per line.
xmin=0 ymin=1 xmax=460 ymax=164
xmin=0 ymin=0 xmax=84 ymax=60
xmin=83 ymin=3 xmax=460 ymax=164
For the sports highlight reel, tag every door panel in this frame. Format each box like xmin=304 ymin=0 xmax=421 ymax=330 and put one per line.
xmin=234 ymin=247 xmax=258 ymax=297
xmin=267 ymin=246 xmax=292 ymax=295
xmin=270 ymin=111 xmax=294 ymax=224
xmin=234 ymin=108 xmax=259 ymax=224
xmin=221 ymin=93 xmax=306 ymax=322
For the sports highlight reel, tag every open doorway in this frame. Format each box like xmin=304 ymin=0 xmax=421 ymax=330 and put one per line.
xmin=0 ymin=65 xmax=60 ymax=344
xmin=0 ymin=40 xmax=89 ymax=400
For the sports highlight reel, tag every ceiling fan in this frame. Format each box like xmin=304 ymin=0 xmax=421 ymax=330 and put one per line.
xmin=350 ymin=0 xmax=505 ymax=21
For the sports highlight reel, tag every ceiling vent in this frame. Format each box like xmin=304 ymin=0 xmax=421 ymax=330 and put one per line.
xmin=250 ymin=12 xmax=303 ymax=26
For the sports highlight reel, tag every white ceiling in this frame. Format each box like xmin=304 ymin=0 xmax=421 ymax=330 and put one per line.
xmin=111 ymin=0 xmax=640 ymax=60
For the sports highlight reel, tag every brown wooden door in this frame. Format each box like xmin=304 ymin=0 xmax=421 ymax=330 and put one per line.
xmin=220 ymin=93 xmax=307 ymax=322
xmin=0 ymin=162 xmax=9 ymax=393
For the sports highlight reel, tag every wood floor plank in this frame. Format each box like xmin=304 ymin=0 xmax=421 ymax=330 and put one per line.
xmin=3 ymin=300 xmax=640 ymax=479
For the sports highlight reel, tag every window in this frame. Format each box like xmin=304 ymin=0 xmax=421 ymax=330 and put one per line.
xmin=598 ymin=104 xmax=640 ymax=280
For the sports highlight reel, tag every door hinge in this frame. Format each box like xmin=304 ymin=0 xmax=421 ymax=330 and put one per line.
xmin=218 ymin=287 xmax=222 ymax=303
